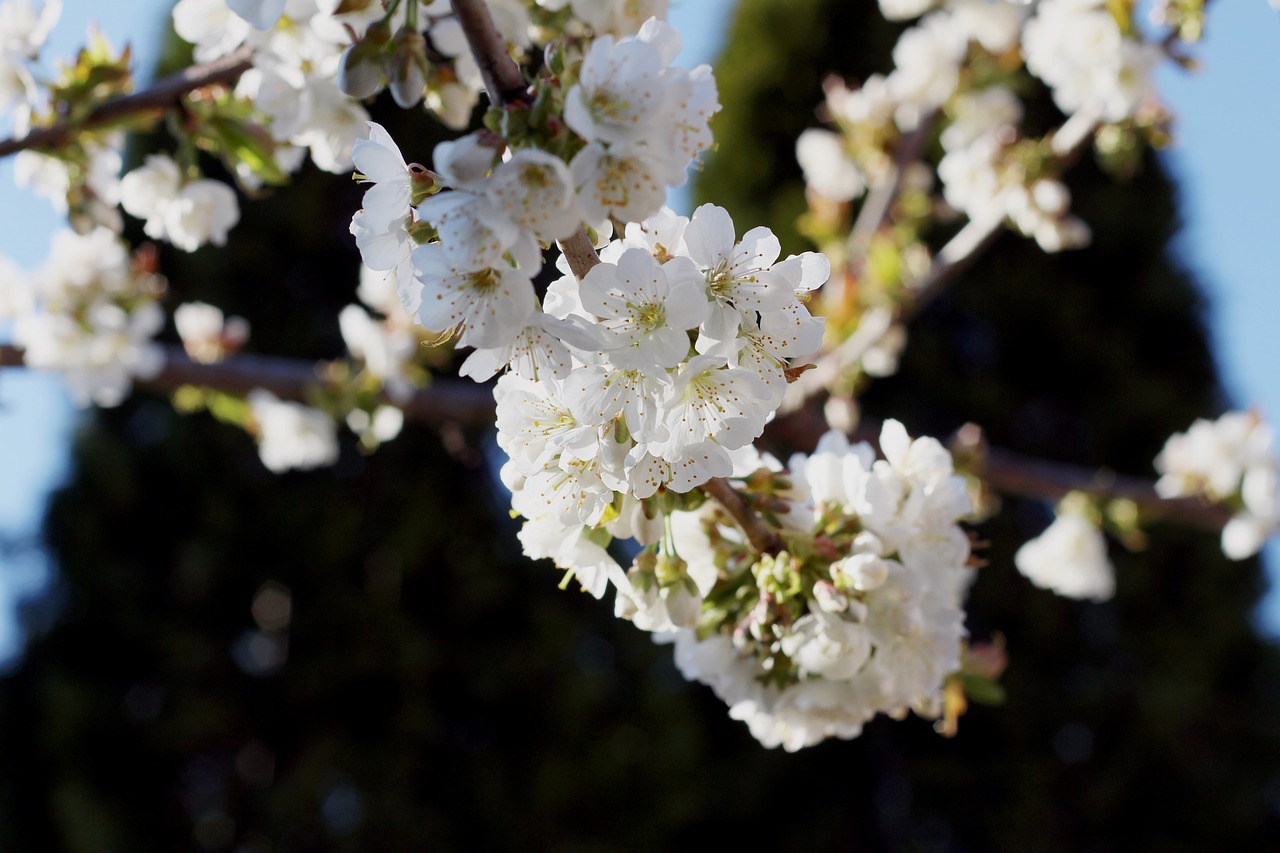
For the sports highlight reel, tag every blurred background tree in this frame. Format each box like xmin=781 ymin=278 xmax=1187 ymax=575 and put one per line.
xmin=0 ymin=1 xmax=1278 ymax=849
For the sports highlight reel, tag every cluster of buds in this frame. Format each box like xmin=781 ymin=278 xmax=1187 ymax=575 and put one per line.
xmin=646 ymin=423 xmax=976 ymax=751
xmin=1156 ymin=411 xmax=1280 ymax=560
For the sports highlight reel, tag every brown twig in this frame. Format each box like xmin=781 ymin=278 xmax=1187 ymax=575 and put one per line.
xmin=845 ymin=115 xmax=935 ymax=265
xmin=0 ymin=47 xmax=254 ymax=158
xmin=898 ymin=213 xmax=1005 ymax=322
xmin=700 ymin=477 xmax=784 ymax=555
xmin=557 ymin=228 xmax=602 ymax=280
xmin=792 ymin=115 xmax=1104 ymax=410
xmin=762 ymin=412 xmax=1234 ymax=531
xmin=449 ymin=0 xmax=529 ymax=105
xmin=974 ymin=444 xmax=1233 ymax=531
xmin=1 ymin=343 xmax=1235 ymax=530
xmin=0 ymin=343 xmax=496 ymax=427
xmin=448 ymin=0 xmax=601 ymax=283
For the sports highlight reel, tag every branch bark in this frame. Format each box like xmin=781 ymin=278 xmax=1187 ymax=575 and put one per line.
xmin=844 ymin=115 xmax=935 ymax=265
xmin=700 ymin=477 xmax=784 ymax=555
xmin=1 ymin=343 xmax=1236 ymax=530
xmin=0 ymin=47 xmax=254 ymax=159
xmin=448 ymin=0 xmax=601 ymax=283
xmin=449 ymin=0 xmax=529 ymax=106
xmin=0 ymin=343 xmax=496 ymax=427
xmin=975 ymin=443 xmax=1233 ymax=531
xmin=790 ymin=115 xmax=1104 ymax=409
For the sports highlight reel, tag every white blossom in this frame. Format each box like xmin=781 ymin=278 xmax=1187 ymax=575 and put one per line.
xmin=248 ymin=389 xmax=340 ymax=473
xmin=1015 ymin=510 xmax=1115 ymax=601
xmin=174 ymin=301 xmax=249 ymax=364
xmin=797 ymin=128 xmax=865 ymax=203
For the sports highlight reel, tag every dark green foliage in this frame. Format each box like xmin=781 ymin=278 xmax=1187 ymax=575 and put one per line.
xmin=1 ymin=3 xmax=1279 ymax=850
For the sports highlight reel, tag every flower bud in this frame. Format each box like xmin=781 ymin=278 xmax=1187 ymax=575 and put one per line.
xmin=851 ymin=530 xmax=885 ymax=556
xmin=833 ymin=552 xmax=888 ymax=592
xmin=654 ymin=552 xmax=687 ymax=586
xmin=1031 ymin=178 xmax=1070 ymax=216
xmin=663 ymin=578 xmax=701 ymax=629
xmin=388 ymin=28 xmax=428 ymax=109
xmin=813 ymin=580 xmax=849 ymax=614
xmin=407 ymin=163 xmax=442 ymax=206
xmin=338 ymin=41 xmax=384 ymax=100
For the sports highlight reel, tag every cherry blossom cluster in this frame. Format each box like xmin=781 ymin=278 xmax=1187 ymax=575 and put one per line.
xmin=0 ymin=0 xmax=1267 ymax=756
xmin=120 ymin=154 xmax=240 ymax=252
xmin=348 ymin=13 xmax=723 ymax=350
xmin=493 ymin=204 xmax=827 ymax=586
xmin=1156 ymin=411 xmax=1280 ymax=560
xmin=173 ymin=0 xmax=374 ymax=176
xmin=0 ymin=0 xmax=58 ymax=126
xmin=650 ymin=423 xmax=974 ymax=751
xmin=338 ymin=0 xmax=671 ymax=125
xmin=797 ymin=0 xmax=1142 ymax=253
xmin=7 ymin=12 xmax=128 ymax=235
xmin=1 ymin=227 xmax=164 ymax=407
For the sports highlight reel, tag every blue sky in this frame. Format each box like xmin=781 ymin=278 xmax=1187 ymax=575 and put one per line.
xmin=0 ymin=0 xmax=1278 ymax=666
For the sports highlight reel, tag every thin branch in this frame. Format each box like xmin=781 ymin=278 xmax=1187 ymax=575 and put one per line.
xmin=0 ymin=343 xmax=496 ymax=427
xmin=700 ymin=477 xmax=784 ymax=555
xmin=903 ymin=114 xmax=1101 ymax=322
xmin=449 ymin=0 xmax=529 ymax=105
xmin=762 ymin=412 xmax=1234 ymax=531
xmin=975 ymin=444 xmax=1233 ymax=531
xmin=844 ymin=115 xmax=934 ymax=264
xmin=1 ymin=343 xmax=1236 ymax=530
xmin=0 ymin=47 xmax=254 ymax=159
xmin=898 ymin=212 xmax=1005 ymax=322
xmin=449 ymin=0 xmax=601 ymax=283
xmin=791 ymin=115 xmax=1104 ymax=410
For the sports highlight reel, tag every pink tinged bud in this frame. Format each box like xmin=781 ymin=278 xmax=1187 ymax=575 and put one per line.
xmin=813 ymin=580 xmax=849 ymax=614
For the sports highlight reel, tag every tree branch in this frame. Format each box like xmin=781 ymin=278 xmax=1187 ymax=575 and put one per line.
xmin=0 ymin=47 xmax=255 ymax=159
xmin=450 ymin=0 xmax=529 ymax=106
xmin=449 ymin=0 xmax=601 ymax=282
xmin=1 ymin=343 xmax=1236 ymax=530
xmin=0 ymin=343 xmax=496 ymax=427
xmin=844 ymin=115 xmax=934 ymax=265
xmin=790 ymin=115 xmax=1104 ymax=409
xmin=700 ymin=477 xmax=784 ymax=555
xmin=557 ymin=228 xmax=602 ymax=280
xmin=898 ymin=212 xmax=1005 ymax=322
xmin=975 ymin=443 xmax=1233 ymax=531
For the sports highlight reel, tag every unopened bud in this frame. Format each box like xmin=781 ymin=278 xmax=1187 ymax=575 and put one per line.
xmin=663 ymin=579 xmax=701 ymax=628
xmin=851 ymin=531 xmax=885 ymax=556
xmin=1031 ymin=178 xmax=1070 ymax=216
xmin=633 ymin=547 xmax=658 ymax=575
xmin=834 ymin=552 xmax=889 ymax=592
xmin=338 ymin=41 xmax=384 ymax=100
xmin=813 ymin=580 xmax=849 ymax=614
xmin=408 ymin=163 xmax=442 ymax=205
xmin=388 ymin=28 xmax=428 ymax=109
xmin=654 ymin=552 xmax=687 ymax=587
